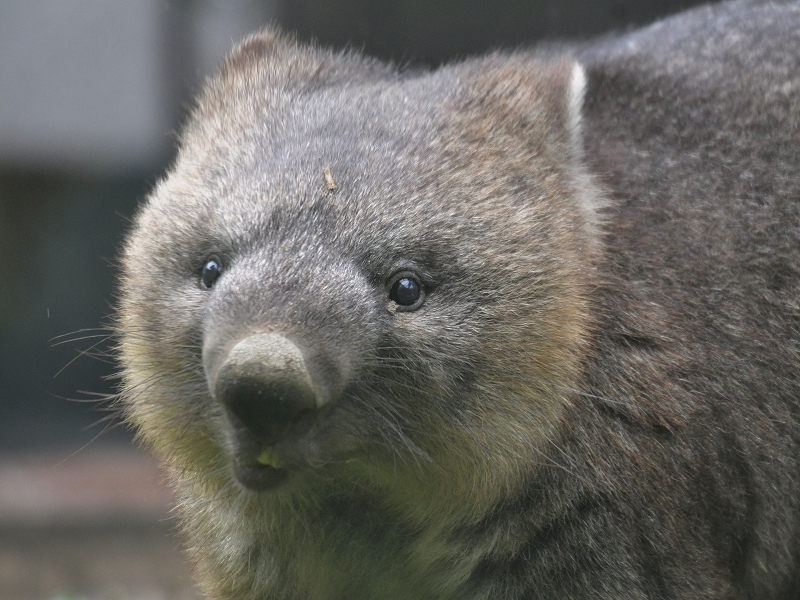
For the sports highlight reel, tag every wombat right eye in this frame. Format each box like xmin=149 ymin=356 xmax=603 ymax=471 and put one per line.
xmin=388 ymin=273 xmax=425 ymax=310
xmin=200 ymin=258 xmax=222 ymax=289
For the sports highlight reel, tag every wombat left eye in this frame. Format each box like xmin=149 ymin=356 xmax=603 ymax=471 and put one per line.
xmin=388 ymin=274 xmax=424 ymax=310
xmin=201 ymin=258 xmax=222 ymax=289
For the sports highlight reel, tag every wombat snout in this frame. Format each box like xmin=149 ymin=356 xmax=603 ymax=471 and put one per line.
xmin=210 ymin=333 xmax=317 ymax=445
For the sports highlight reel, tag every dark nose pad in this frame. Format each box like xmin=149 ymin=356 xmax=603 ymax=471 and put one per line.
xmin=212 ymin=334 xmax=317 ymax=444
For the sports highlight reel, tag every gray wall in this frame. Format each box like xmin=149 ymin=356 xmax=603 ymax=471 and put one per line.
xmin=0 ymin=0 xmax=714 ymax=452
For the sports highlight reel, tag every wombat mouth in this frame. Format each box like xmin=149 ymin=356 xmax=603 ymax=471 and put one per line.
xmin=233 ymin=459 xmax=289 ymax=491
xmin=226 ymin=411 xmax=319 ymax=491
xmin=230 ymin=433 xmax=292 ymax=491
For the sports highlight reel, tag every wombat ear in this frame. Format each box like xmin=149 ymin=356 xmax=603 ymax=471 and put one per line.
xmin=462 ymin=56 xmax=586 ymax=149
xmin=218 ymin=27 xmax=388 ymax=90
xmin=220 ymin=28 xmax=291 ymax=78
xmin=455 ymin=57 xmax=601 ymax=227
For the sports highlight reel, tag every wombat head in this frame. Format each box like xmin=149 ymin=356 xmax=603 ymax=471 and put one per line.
xmin=118 ymin=29 xmax=600 ymax=524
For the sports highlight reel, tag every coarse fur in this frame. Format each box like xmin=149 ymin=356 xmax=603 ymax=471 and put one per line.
xmin=117 ymin=1 xmax=800 ymax=598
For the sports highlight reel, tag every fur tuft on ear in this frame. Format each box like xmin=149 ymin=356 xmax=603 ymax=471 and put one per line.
xmin=215 ymin=26 xmax=393 ymax=93
xmin=461 ymin=56 xmax=580 ymax=139
xmin=568 ymin=62 xmax=587 ymax=149
xmin=450 ymin=55 xmax=602 ymax=231
xmin=219 ymin=27 xmax=289 ymax=77
xmin=180 ymin=27 xmax=396 ymax=160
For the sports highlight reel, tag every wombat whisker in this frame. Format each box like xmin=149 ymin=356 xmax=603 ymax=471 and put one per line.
xmin=120 ymin=368 xmax=207 ymax=408
xmin=50 ymin=332 xmax=115 ymax=346
xmin=55 ymin=417 xmax=128 ymax=464
xmin=85 ymin=354 xmax=118 ymax=366
xmin=55 ymin=390 xmax=121 ymax=405
xmin=364 ymin=373 xmax=448 ymax=404
xmin=351 ymin=392 xmax=433 ymax=462
xmin=53 ymin=336 xmax=115 ymax=378
xmin=503 ymin=376 xmax=628 ymax=408
xmin=85 ymin=412 xmax=126 ymax=432
xmin=50 ymin=327 xmax=115 ymax=342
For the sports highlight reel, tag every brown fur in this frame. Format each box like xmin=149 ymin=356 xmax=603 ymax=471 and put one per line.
xmin=117 ymin=1 xmax=800 ymax=598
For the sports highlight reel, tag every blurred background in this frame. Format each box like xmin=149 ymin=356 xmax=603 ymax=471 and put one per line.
xmin=0 ymin=0 xmax=712 ymax=598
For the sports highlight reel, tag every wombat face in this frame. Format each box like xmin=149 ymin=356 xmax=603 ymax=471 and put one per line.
xmin=118 ymin=31 xmax=599 ymax=521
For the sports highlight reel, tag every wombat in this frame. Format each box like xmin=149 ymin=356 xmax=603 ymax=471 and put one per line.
xmin=117 ymin=1 xmax=800 ymax=598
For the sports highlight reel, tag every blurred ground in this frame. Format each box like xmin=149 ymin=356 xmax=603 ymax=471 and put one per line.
xmin=0 ymin=449 xmax=200 ymax=600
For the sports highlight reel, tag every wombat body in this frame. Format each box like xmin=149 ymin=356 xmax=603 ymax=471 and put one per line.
xmin=118 ymin=1 xmax=800 ymax=598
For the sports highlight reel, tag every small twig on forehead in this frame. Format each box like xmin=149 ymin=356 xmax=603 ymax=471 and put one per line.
xmin=323 ymin=166 xmax=337 ymax=191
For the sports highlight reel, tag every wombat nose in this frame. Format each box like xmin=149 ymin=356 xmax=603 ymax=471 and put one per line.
xmin=212 ymin=333 xmax=317 ymax=444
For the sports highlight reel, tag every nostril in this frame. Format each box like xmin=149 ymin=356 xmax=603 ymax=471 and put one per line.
xmin=219 ymin=376 xmax=316 ymax=444
xmin=210 ymin=333 xmax=318 ymax=445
